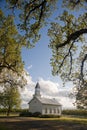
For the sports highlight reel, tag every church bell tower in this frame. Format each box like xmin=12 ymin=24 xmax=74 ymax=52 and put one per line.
xmin=33 ymin=82 xmax=41 ymax=98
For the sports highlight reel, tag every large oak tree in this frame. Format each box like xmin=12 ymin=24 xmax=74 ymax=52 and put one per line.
xmin=1 ymin=0 xmax=87 ymax=108
xmin=0 ymin=9 xmax=25 ymax=73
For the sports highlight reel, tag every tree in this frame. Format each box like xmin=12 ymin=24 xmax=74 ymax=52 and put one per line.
xmin=2 ymin=0 xmax=87 ymax=108
xmin=0 ymin=9 xmax=28 ymax=89
xmin=6 ymin=0 xmax=57 ymax=47
xmin=5 ymin=0 xmax=87 ymax=84
xmin=0 ymin=9 xmax=25 ymax=74
xmin=47 ymin=1 xmax=87 ymax=108
xmin=76 ymin=86 xmax=87 ymax=109
xmin=48 ymin=10 xmax=87 ymax=83
xmin=0 ymin=68 xmax=27 ymax=116
xmin=0 ymin=86 xmax=21 ymax=116
xmin=0 ymin=68 xmax=27 ymax=88
xmin=0 ymin=0 xmax=57 ymax=84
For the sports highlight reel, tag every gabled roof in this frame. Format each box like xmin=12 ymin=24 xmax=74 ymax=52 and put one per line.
xmin=28 ymin=82 xmax=62 ymax=106
xmin=37 ymin=97 xmax=61 ymax=106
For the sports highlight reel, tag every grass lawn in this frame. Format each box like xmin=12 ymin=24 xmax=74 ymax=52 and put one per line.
xmin=0 ymin=116 xmax=87 ymax=130
xmin=0 ymin=113 xmax=19 ymax=117
xmin=56 ymin=116 xmax=87 ymax=124
xmin=0 ymin=125 xmax=9 ymax=130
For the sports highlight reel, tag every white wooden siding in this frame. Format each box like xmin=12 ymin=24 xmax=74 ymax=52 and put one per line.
xmin=29 ymin=98 xmax=42 ymax=113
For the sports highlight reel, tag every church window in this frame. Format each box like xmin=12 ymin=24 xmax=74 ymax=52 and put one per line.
xmin=50 ymin=108 xmax=52 ymax=114
xmin=54 ymin=108 xmax=56 ymax=113
xmin=57 ymin=108 xmax=59 ymax=113
xmin=45 ymin=108 xmax=47 ymax=113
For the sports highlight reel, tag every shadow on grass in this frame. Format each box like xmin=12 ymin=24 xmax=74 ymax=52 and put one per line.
xmin=0 ymin=125 xmax=9 ymax=130
xmin=0 ymin=118 xmax=87 ymax=130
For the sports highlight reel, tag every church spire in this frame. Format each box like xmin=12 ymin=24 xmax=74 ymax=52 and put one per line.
xmin=33 ymin=82 xmax=41 ymax=98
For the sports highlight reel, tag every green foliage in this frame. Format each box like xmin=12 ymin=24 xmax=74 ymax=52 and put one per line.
xmin=2 ymin=0 xmax=87 ymax=109
xmin=0 ymin=68 xmax=27 ymax=116
xmin=33 ymin=112 xmax=41 ymax=117
xmin=0 ymin=108 xmax=29 ymax=116
xmin=62 ymin=109 xmax=87 ymax=117
xmin=48 ymin=10 xmax=87 ymax=80
xmin=6 ymin=0 xmax=57 ymax=47
xmin=0 ymin=68 xmax=27 ymax=89
xmin=19 ymin=111 xmax=33 ymax=117
xmin=0 ymin=86 xmax=21 ymax=116
xmin=19 ymin=111 xmax=61 ymax=118
xmin=0 ymin=9 xmax=25 ymax=74
xmin=40 ymin=114 xmax=60 ymax=118
xmin=48 ymin=1 xmax=87 ymax=109
xmin=63 ymin=0 xmax=87 ymax=10
xmin=19 ymin=111 xmax=41 ymax=117
xmin=76 ymin=86 xmax=87 ymax=109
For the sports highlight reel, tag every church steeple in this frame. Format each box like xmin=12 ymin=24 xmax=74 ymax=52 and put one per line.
xmin=33 ymin=82 xmax=41 ymax=98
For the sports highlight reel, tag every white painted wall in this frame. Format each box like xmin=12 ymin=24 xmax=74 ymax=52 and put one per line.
xmin=29 ymin=98 xmax=42 ymax=113
xmin=42 ymin=104 xmax=62 ymax=115
xmin=29 ymin=98 xmax=62 ymax=115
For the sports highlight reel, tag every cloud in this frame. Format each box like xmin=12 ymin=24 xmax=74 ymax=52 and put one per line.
xmin=39 ymin=78 xmax=59 ymax=96
xmin=27 ymin=65 xmax=32 ymax=70
xmin=38 ymin=78 xmax=75 ymax=109
xmin=20 ymin=74 xmax=76 ymax=109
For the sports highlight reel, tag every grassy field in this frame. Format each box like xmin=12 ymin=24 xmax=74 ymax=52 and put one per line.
xmin=0 ymin=125 xmax=9 ymax=130
xmin=0 ymin=116 xmax=87 ymax=130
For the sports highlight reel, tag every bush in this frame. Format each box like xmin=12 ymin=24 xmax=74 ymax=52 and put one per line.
xmin=40 ymin=114 xmax=61 ymax=118
xmin=0 ymin=108 xmax=29 ymax=113
xmin=62 ymin=109 xmax=87 ymax=117
xmin=19 ymin=111 xmax=32 ymax=117
xmin=19 ymin=111 xmax=41 ymax=117
xmin=19 ymin=110 xmax=61 ymax=118
xmin=0 ymin=108 xmax=7 ymax=113
xmin=32 ymin=112 xmax=41 ymax=117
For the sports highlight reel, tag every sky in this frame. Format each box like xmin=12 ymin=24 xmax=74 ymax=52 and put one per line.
xmin=0 ymin=0 xmax=77 ymax=109
xmin=21 ymin=20 xmax=76 ymax=109
xmin=20 ymin=73 xmax=75 ymax=109
xmin=21 ymin=34 xmax=76 ymax=109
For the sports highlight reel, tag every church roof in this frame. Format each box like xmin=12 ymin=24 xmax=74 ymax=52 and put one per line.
xmin=29 ymin=82 xmax=61 ymax=106
xmin=37 ymin=97 xmax=61 ymax=106
xmin=35 ymin=82 xmax=40 ymax=88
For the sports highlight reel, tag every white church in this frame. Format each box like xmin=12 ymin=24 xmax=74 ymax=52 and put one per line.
xmin=28 ymin=82 xmax=62 ymax=115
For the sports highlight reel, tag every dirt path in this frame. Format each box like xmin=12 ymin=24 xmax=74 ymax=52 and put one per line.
xmin=0 ymin=117 xmax=87 ymax=130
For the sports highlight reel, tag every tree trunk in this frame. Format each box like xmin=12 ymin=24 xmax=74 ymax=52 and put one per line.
xmin=7 ymin=106 xmax=11 ymax=116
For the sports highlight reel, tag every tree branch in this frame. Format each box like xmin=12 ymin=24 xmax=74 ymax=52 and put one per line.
xmin=80 ymin=54 xmax=87 ymax=83
xmin=56 ymin=29 xmax=87 ymax=48
xmin=9 ymin=0 xmax=19 ymax=10
xmin=57 ymin=42 xmax=74 ymax=73
xmin=24 ymin=0 xmax=47 ymax=25
xmin=68 ymin=51 xmax=72 ymax=76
